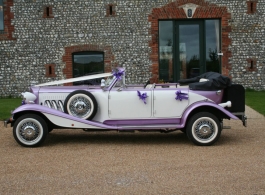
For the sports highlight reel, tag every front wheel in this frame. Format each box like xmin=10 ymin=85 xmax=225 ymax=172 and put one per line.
xmin=186 ymin=112 xmax=221 ymax=146
xmin=13 ymin=114 xmax=48 ymax=147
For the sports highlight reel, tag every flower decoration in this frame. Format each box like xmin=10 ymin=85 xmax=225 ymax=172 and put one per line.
xmin=137 ymin=91 xmax=148 ymax=104
xmin=112 ymin=68 xmax=125 ymax=80
xmin=175 ymin=90 xmax=188 ymax=101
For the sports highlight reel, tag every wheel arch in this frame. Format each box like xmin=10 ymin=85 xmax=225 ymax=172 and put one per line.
xmin=12 ymin=111 xmax=55 ymax=129
xmin=182 ymin=104 xmax=234 ymax=128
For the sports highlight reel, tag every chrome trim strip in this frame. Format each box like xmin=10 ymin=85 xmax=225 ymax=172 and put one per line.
xmin=118 ymin=124 xmax=182 ymax=130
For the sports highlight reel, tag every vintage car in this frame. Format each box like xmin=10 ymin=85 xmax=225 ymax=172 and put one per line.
xmin=4 ymin=68 xmax=247 ymax=147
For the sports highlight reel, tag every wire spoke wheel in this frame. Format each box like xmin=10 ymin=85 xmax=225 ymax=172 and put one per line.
xmin=19 ymin=120 xmax=40 ymax=141
xmin=193 ymin=119 xmax=216 ymax=140
xmin=68 ymin=95 xmax=92 ymax=118
xmin=13 ymin=114 xmax=48 ymax=147
xmin=187 ymin=112 xmax=221 ymax=146
xmin=64 ymin=90 xmax=98 ymax=120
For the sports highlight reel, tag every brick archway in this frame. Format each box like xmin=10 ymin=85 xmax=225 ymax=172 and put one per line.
xmin=62 ymin=44 xmax=115 ymax=86
xmin=148 ymin=0 xmax=231 ymax=83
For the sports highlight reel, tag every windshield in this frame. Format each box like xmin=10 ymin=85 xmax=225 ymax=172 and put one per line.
xmin=103 ymin=67 xmax=126 ymax=89
xmin=105 ymin=75 xmax=115 ymax=88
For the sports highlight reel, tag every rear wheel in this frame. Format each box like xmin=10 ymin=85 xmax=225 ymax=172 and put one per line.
xmin=13 ymin=114 xmax=48 ymax=147
xmin=186 ymin=112 xmax=221 ymax=146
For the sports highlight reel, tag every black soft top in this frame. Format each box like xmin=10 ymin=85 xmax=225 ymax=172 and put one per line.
xmin=178 ymin=72 xmax=231 ymax=91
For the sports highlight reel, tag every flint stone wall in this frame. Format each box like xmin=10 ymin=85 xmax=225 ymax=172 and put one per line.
xmin=0 ymin=0 xmax=265 ymax=97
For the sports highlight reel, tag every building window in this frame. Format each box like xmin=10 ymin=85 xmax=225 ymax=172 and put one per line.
xmin=106 ymin=4 xmax=116 ymax=17
xmin=45 ymin=64 xmax=56 ymax=77
xmin=159 ymin=21 xmax=173 ymax=82
xmin=0 ymin=0 xmax=4 ymax=30
xmin=72 ymin=51 xmax=104 ymax=85
xmin=43 ymin=6 xmax=54 ymax=18
xmin=149 ymin=1 xmax=232 ymax=83
xmin=0 ymin=0 xmax=15 ymax=40
xmin=246 ymin=58 xmax=257 ymax=71
xmin=247 ymin=1 xmax=257 ymax=14
xmin=159 ymin=19 xmax=221 ymax=82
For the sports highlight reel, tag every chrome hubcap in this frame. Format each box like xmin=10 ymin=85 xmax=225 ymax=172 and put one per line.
xmin=194 ymin=120 xmax=215 ymax=140
xmin=74 ymin=101 xmax=87 ymax=113
xmin=198 ymin=124 xmax=211 ymax=137
xmin=69 ymin=96 xmax=91 ymax=117
xmin=19 ymin=122 xmax=39 ymax=141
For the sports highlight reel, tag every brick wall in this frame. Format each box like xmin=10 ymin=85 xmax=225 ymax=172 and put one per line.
xmin=148 ymin=0 xmax=232 ymax=83
xmin=62 ymin=44 xmax=115 ymax=86
xmin=0 ymin=0 xmax=15 ymax=40
xmin=246 ymin=0 xmax=258 ymax=14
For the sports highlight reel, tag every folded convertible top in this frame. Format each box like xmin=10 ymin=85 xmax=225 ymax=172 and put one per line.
xmin=178 ymin=72 xmax=231 ymax=91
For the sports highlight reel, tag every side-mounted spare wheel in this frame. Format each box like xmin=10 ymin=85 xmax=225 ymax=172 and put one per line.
xmin=64 ymin=90 xmax=98 ymax=120
xmin=13 ymin=114 xmax=48 ymax=147
xmin=186 ymin=112 xmax=221 ymax=146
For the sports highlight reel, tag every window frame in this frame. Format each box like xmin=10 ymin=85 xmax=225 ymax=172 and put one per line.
xmin=0 ymin=0 xmax=4 ymax=30
xmin=72 ymin=51 xmax=105 ymax=85
xmin=158 ymin=19 xmax=221 ymax=82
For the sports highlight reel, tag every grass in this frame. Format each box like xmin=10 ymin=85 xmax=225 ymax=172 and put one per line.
xmin=0 ymin=90 xmax=264 ymax=120
xmin=0 ymin=98 xmax=22 ymax=120
xmin=245 ymin=89 xmax=265 ymax=116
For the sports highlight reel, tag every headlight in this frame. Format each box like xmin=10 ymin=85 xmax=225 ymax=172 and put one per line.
xmin=21 ymin=92 xmax=36 ymax=104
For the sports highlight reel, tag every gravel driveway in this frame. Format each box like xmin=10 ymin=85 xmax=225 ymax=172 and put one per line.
xmin=0 ymin=106 xmax=264 ymax=195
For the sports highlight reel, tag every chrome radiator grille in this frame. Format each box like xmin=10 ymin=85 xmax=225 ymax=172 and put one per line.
xmin=39 ymin=93 xmax=69 ymax=112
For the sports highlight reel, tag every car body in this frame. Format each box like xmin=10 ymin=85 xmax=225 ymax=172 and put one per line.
xmin=4 ymin=67 xmax=247 ymax=147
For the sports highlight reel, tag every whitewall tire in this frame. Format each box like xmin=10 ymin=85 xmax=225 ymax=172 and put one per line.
xmin=186 ymin=112 xmax=221 ymax=146
xmin=13 ymin=114 xmax=48 ymax=147
xmin=64 ymin=90 xmax=98 ymax=120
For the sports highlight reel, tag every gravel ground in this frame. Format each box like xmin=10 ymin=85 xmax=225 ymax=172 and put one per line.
xmin=0 ymin=106 xmax=264 ymax=195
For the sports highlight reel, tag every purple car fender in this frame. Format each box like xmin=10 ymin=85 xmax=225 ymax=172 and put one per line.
xmin=12 ymin=101 xmax=238 ymax=130
xmin=12 ymin=104 xmax=116 ymax=129
xmin=180 ymin=101 xmax=239 ymax=126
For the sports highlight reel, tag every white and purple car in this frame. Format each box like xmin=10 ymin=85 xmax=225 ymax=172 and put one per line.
xmin=4 ymin=68 xmax=247 ymax=147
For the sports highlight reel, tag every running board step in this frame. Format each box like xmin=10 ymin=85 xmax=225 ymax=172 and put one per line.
xmin=117 ymin=124 xmax=182 ymax=130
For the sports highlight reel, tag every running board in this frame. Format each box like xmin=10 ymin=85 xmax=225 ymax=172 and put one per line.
xmin=44 ymin=113 xmax=184 ymax=130
xmin=117 ymin=124 xmax=184 ymax=130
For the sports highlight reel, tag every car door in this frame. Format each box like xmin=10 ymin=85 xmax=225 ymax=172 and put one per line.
xmin=153 ymin=88 xmax=189 ymax=117
xmin=108 ymin=87 xmax=152 ymax=119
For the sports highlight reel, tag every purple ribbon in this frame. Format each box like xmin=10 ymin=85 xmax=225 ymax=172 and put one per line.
xmin=175 ymin=90 xmax=188 ymax=101
xmin=137 ymin=91 xmax=148 ymax=104
xmin=112 ymin=68 xmax=125 ymax=80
